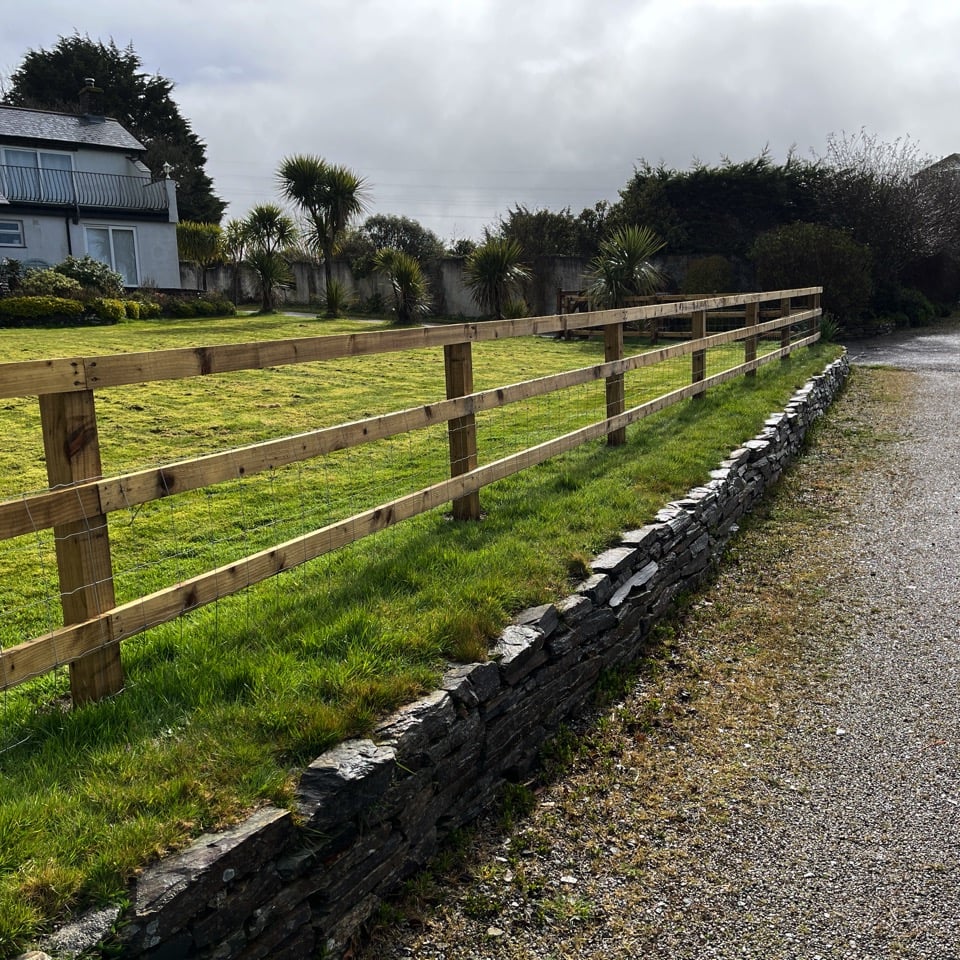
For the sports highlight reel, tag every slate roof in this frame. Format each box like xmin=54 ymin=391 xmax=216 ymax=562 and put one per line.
xmin=0 ymin=104 xmax=145 ymax=152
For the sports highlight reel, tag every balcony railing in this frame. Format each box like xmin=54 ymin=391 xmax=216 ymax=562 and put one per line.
xmin=0 ymin=164 xmax=169 ymax=213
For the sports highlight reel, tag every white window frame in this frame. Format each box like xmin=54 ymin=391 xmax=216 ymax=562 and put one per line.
xmin=0 ymin=219 xmax=24 ymax=247
xmin=83 ymin=224 xmax=140 ymax=287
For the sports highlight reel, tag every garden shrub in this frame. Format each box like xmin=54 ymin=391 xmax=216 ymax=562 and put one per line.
xmin=89 ymin=298 xmax=127 ymax=322
xmin=211 ymin=297 xmax=237 ymax=316
xmin=0 ymin=257 xmax=23 ymax=294
xmin=503 ymin=298 xmax=530 ymax=318
xmin=20 ymin=268 xmax=84 ymax=299
xmin=137 ymin=300 xmax=162 ymax=319
xmin=155 ymin=295 xmax=236 ymax=318
xmin=873 ymin=284 xmax=936 ymax=327
xmin=0 ymin=296 xmax=85 ymax=326
xmin=123 ymin=300 xmax=141 ymax=320
xmin=361 ymin=291 xmax=388 ymax=314
xmin=195 ymin=299 xmax=217 ymax=316
xmin=681 ymin=255 xmax=734 ymax=294
xmin=54 ymin=255 xmax=124 ymax=296
xmin=319 ymin=279 xmax=356 ymax=317
xmin=167 ymin=298 xmax=199 ymax=318
xmin=749 ymin=222 xmax=873 ymax=320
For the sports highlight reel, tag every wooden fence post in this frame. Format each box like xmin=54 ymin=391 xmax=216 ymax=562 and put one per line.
xmin=39 ymin=389 xmax=123 ymax=705
xmin=443 ymin=342 xmax=481 ymax=521
xmin=691 ymin=309 xmax=707 ymax=398
xmin=780 ymin=296 xmax=792 ymax=357
xmin=812 ymin=291 xmax=821 ymax=337
xmin=605 ymin=320 xmax=626 ymax=446
xmin=745 ymin=300 xmax=759 ymax=378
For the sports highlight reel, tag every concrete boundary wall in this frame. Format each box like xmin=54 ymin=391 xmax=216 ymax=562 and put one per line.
xmin=37 ymin=354 xmax=851 ymax=960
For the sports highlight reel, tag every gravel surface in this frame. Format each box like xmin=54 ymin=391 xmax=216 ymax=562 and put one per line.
xmin=358 ymin=330 xmax=960 ymax=960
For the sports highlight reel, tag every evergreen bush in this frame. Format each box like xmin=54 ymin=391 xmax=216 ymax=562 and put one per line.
xmin=20 ymin=267 xmax=83 ymax=299
xmin=0 ymin=296 xmax=86 ymax=326
xmin=54 ymin=255 xmax=124 ymax=296
xmin=90 ymin=297 xmax=127 ymax=322
xmin=750 ymin=223 xmax=873 ymax=319
xmin=681 ymin=255 xmax=734 ymax=295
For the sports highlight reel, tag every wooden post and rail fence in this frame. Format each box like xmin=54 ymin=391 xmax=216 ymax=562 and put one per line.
xmin=0 ymin=287 xmax=821 ymax=706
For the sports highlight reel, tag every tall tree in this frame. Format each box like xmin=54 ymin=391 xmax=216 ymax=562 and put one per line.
xmin=339 ymin=214 xmax=444 ymax=278
xmin=812 ymin=130 xmax=960 ymax=288
xmin=3 ymin=34 xmax=225 ymax=222
xmin=495 ymin=205 xmax=581 ymax=260
xmin=610 ymin=153 xmax=822 ymax=258
xmin=359 ymin=214 xmax=445 ymax=264
xmin=277 ymin=155 xmax=369 ymax=317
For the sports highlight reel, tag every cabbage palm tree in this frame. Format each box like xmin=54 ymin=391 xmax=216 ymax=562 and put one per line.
xmin=374 ymin=248 xmax=432 ymax=325
xmin=277 ymin=155 xmax=369 ymax=316
xmin=585 ymin=225 xmax=666 ymax=309
xmin=243 ymin=203 xmax=296 ymax=312
xmin=463 ymin=237 xmax=531 ymax=320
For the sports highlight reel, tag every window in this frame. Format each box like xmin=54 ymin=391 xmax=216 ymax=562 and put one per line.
xmin=0 ymin=220 xmax=23 ymax=246
xmin=85 ymin=225 xmax=139 ymax=286
xmin=1 ymin=148 xmax=75 ymax=203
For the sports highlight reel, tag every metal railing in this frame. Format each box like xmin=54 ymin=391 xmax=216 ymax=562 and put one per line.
xmin=0 ymin=164 xmax=169 ymax=213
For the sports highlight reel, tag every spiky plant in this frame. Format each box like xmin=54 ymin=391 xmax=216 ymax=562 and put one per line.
xmin=374 ymin=248 xmax=432 ymax=325
xmin=463 ymin=238 xmax=531 ymax=320
xmin=242 ymin=204 xmax=297 ymax=312
xmin=585 ymin=225 xmax=666 ymax=309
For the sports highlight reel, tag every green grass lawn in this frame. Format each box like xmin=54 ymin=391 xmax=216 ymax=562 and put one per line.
xmin=0 ymin=312 xmax=840 ymax=955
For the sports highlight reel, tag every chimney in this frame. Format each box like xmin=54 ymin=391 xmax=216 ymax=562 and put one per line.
xmin=78 ymin=78 xmax=104 ymax=119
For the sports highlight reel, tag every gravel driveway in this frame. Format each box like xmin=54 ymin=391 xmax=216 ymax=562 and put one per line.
xmin=359 ymin=328 xmax=960 ymax=960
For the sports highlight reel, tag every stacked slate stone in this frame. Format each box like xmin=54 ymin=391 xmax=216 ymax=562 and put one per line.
xmin=38 ymin=355 xmax=850 ymax=960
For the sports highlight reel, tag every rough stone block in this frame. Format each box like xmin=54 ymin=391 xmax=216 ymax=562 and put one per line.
xmin=234 ymin=903 xmax=313 ymax=960
xmin=574 ymin=573 xmax=613 ymax=605
xmin=124 ymin=808 xmax=293 ymax=951
xmin=566 ymin=607 xmax=618 ymax=645
xmin=373 ymin=689 xmax=456 ymax=769
xmin=297 ymin=741 xmax=397 ymax=835
xmin=556 ymin=593 xmax=594 ymax=625
xmin=609 ymin=561 xmax=659 ymax=608
xmin=620 ymin=524 xmax=663 ymax=552
xmin=590 ymin=546 xmax=638 ymax=577
xmin=492 ymin=624 xmax=547 ymax=685
xmin=514 ymin=602 xmax=560 ymax=637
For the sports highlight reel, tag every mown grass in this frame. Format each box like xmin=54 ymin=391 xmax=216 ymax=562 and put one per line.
xmin=0 ymin=312 xmax=840 ymax=955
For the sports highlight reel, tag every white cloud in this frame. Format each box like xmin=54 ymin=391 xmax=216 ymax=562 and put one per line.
xmin=2 ymin=0 xmax=959 ymax=236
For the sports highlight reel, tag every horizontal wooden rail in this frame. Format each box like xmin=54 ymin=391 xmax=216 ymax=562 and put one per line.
xmin=0 ymin=289 xmax=821 ymax=399
xmin=0 ymin=310 xmax=814 ymax=541
xmin=0 ymin=326 xmax=817 ymax=691
xmin=0 ymin=288 xmax=821 ymax=699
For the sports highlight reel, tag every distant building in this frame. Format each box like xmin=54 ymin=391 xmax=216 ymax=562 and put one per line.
xmin=0 ymin=83 xmax=181 ymax=289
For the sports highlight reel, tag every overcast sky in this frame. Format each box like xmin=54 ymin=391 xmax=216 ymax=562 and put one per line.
xmin=2 ymin=0 xmax=957 ymax=240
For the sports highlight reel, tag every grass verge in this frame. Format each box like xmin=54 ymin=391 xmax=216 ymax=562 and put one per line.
xmin=0 ymin=313 xmax=839 ymax=955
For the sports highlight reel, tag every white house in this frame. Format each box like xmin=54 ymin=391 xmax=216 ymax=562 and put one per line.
xmin=0 ymin=90 xmax=181 ymax=289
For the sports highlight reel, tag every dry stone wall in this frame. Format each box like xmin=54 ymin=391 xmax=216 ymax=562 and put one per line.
xmin=36 ymin=355 xmax=850 ymax=960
